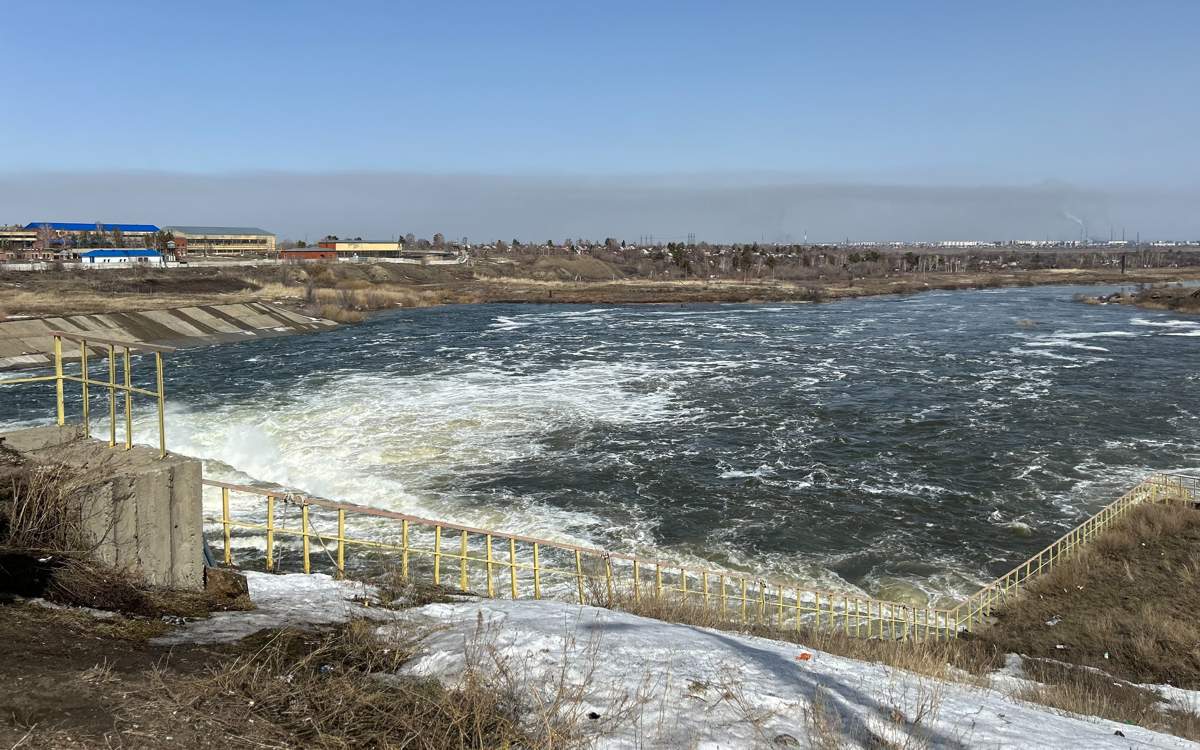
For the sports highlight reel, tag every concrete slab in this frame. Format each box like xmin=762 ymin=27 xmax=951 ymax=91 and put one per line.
xmin=177 ymin=307 xmax=243 ymax=334
xmin=141 ymin=309 xmax=209 ymax=338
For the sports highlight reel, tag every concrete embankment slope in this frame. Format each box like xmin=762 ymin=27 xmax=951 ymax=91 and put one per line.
xmin=0 ymin=302 xmax=336 ymax=370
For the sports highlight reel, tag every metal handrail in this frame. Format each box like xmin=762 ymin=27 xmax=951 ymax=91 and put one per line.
xmin=204 ymin=478 xmax=962 ymax=640
xmin=0 ymin=331 xmax=174 ymax=457
xmin=950 ymin=473 xmax=1194 ymax=630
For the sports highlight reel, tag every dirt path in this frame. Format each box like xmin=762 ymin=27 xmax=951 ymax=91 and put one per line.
xmin=0 ymin=602 xmax=239 ymax=749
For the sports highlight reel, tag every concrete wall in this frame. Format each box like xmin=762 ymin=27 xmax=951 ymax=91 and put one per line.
xmin=1 ymin=424 xmax=205 ymax=590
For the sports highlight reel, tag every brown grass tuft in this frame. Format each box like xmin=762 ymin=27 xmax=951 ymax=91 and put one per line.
xmin=149 ymin=620 xmax=577 ymax=749
xmin=0 ymin=463 xmax=89 ymax=552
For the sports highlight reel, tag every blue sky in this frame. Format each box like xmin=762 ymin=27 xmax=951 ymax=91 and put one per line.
xmin=2 ymin=1 xmax=1197 ymax=239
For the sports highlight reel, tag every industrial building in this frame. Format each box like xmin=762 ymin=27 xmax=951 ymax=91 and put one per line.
xmin=79 ymin=248 xmax=163 ymax=266
xmin=317 ymin=239 xmax=404 ymax=258
xmin=280 ymin=247 xmax=337 ymax=262
xmin=25 ymin=221 xmax=160 ymax=246
xmin=0 ymin=227 xmax=38 ymax=259
xmin=163 ymin=226 xmax=277 ymax=256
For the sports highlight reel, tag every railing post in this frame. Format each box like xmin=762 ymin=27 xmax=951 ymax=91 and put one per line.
xmin=532 ymin=543 xmax=541 ymax=599
xmin=702 ymin=571 xmax=709 ymax=608
xmin=460 ymin=530 xmax=469 ymax=592
xmin=604 ymin=555 xmax=613 ymax=603
xmin=53 ymin=334 xmax=64 ymax=425
xmin=632 ymin=560 xmax=640 ymax=601
xmin=401 ymin=519 xmax=409 ymax=579
xmin=680 ymin=568 xmax=687 ymax=603
xmin=336 ymin=509 xmax=345 ymax=578
xmin=122 ymin=347 xmax=132 ymax=450
xmin=265 ymin=495 xmax=275 ymax=571
xmin=79 ymin=340 xmax=89 ymax=437
xmin=155 ymin=351 xmax=166 ymax=457
xmin=221 ymin=487 xmax=232 ymax=565
xmin=301 ymin=505 xmax=311 ymax=574
xmin=655 ymin=564 xmax=663 ymax=599
xmin=485 ymin=534 xmax=495 ymax=597
xmin=740 ymin=578 xmax=748 ymax=623
xmin=718 ymin=574 xmax=726 ymax=618
xmin=107 ymin=344 xmax=116 ymax=447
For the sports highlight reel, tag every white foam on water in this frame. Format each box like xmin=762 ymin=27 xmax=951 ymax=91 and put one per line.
xmin=718 ymin=464 xmax=777 ymax=480
xmin=1166 ymin=330 xmax=1200 ymax=337
xmin=1131 ymin=317 xmax=1200 ymax=328
xmin=488 ymin=316 xmax=533 ymax=331
xmin=159 ymin=360 xmax=701 ymax=549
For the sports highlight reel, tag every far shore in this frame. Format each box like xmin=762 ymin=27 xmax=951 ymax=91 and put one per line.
xmin=4 ymin=263 xmax=1200 ymax=322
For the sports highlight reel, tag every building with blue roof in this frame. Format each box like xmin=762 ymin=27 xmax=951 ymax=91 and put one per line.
xmin=80 ymin=248 xmax=163 ymax=266
xmin=26 ymin=222 xmax=160 ymax=233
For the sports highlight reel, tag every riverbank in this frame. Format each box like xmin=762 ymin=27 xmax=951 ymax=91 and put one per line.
xmin=0 ymin=302 xmax=336 ymax=370
xmin=5 ymin=262 xmax=1200 ymax=321
xmin=1078 ymin=283 xmax=1200 ymax=315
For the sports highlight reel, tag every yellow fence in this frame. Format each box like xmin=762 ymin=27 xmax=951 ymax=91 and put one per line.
xmin=0 ymin=331 xmax=173 ymax=457
xmin=206 ymin=472 xmax=1199 ymax=641
xmin=205 ymin=479 xmax=963 ymax=640
xmin=951 ymin=471 xmax=1199 ymax=631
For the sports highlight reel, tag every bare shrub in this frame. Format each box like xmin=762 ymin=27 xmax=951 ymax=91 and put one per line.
xmin=1 ymin=463 xmax=88 ymax=552
xmin=317 ymin=304 xmax=366 ymax=324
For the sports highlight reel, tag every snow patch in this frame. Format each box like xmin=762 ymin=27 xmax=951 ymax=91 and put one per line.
xmin=154 ymin=572 xmax=388 ymax=645
xmin=390 ymin=598 xmax=1196 ymax=749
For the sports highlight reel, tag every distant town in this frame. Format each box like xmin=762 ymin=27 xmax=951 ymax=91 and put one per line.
xmin=2 ymin=220 xmax=1199 ymax=279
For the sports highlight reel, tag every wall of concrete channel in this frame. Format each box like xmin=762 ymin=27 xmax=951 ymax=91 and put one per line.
xmin=0 ymin=302 xmax=337 ymax=370
xmin=1 ymin=424 xmax=204 ymax=590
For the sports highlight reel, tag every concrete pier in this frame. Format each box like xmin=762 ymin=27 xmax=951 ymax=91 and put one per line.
xmin=1 ymin=425 xmax=205 ymax=590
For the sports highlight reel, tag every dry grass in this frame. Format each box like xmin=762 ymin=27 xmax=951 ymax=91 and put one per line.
xmin=590 ymin=588 xmax=999 ymax=684
xmin=148 ymin=619 xmax=583 ymax=749
xmin=1015 ymin=658 xmax=1200 ymax=741
xmin=975 ymin=502 xmax=1200 ymax=688
xmin=0 ymin=455 xmax=248 ymax=620
xmin=0 ymin=462 xmax=89 ymax=552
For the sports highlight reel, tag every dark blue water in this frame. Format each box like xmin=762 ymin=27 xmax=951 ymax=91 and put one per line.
xmin=3 ymin=285 xmax=1197 ymax=604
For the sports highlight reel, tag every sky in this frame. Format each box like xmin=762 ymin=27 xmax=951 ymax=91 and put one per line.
xmin=1 ymin=1 xmax=1197 ymax=242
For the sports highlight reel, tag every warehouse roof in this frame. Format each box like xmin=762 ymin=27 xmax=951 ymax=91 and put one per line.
xmin=164 ymin=225 xmax=275 ymax=236
xmin=26 ymin=222 xmax=160 ymax=232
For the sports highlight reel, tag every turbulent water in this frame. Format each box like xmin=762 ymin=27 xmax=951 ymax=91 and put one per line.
xmin=4 ymin=285 xmax=1198 ymax=604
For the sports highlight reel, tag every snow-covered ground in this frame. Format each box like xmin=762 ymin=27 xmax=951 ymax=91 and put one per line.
xmin=159 ymin=573 xmax=1198 ymax=748
xmin=396 ymin=600 xmax=1196 ymax=749
xmin=154 ymin=572 xmax=392 ymax=645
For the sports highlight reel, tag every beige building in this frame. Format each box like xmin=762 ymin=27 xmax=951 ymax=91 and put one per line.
xmin=317 ymin=240 xmax=404 ymax=258
xmin=165 ymin=226 xmax=277 ymax=256
xmin=0 ymin=227 xmax=38 ymax=259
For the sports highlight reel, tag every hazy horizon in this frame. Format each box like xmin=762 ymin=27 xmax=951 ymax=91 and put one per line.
xmin=3 ymin=2 xmax=1198 ymax=242
xmin=1 ymin=170 xmax=1196 ymax=244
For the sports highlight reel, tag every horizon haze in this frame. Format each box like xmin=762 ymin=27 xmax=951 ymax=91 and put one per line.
xmin=2 ymin=1 xmax=1198 ymax=241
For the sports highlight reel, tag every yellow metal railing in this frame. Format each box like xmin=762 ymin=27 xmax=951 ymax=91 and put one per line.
xmin=951 ymin=472 xmax=1199 ymax=631
xmin=204 ymin=479 xmax=962 ymax=640
xmin=206 ymin=471 xmax=1199 ymax=640
xmin=0 ymin=331 xmax=174 ymax=457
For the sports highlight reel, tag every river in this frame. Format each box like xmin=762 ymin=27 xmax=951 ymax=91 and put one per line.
xmin=3 ymin=284 xmax=1197 ymax=605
